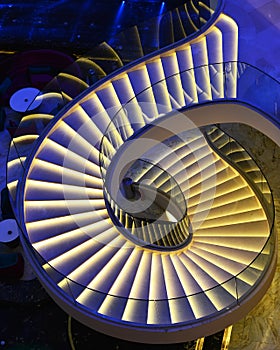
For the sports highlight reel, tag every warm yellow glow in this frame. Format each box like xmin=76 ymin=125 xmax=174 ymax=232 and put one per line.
xmin=41 ymin=224 xmax=118 ymax=270
xmin=33 ymin=224 xmax=105 ymax=252
xmin=147 ymin=253 xmax=165 ymax=324
xmin=57 ymin=277 xmax=71 ymax=291
xmin=218 ymin=14 xmax=239 ymax=98
xmin=107 ymin=248 xmax=141 ymax=295
xmin=237 ymin=271 xmax=259 ymax=287
xmin=7 ymin=180 xmax=18 ymax=193
xmin=21 ymin=114 xmax=53 ymax=122
xmin=197 ymin=209 xmax=267 ymax=230
xmin=29 ymin=158 xmax=103 ymax=188
xmin=195 ymin=337 xmax=205 ymax=350
xmin=0 ymin=50 xmax=15 ymax=54
xmin=184 ymin=3 xmax=198 ymax=30
xmin=60 ymin=114 xmax=112 ymax=155
xmin=176 ymin=8 xmax=186 ymax=37
xmin=15 ymin=1 xmax=272 ymax=334
xmin=222 ymin=326 xmax=233 ymax=350
xmin=13 ymin=135 xmax=38 ymax=143
xmin=182 ymin=165 xmax=238 ymax=201
xmin=161 ymin=255 xmax=186 ymax=323
xmin=206 ymin=27 xmax=224 ymax=98
xmin=76 ymin=57 xmax=107 ymax=76
xmin=194 ymin=195 xmax=261 ymax=221
xmin=186 ymin=248 xmax=242 ymax=288
xmin=146 ymin=58 xmax=172 ymax=111
xmin=61 ymin=91 xmax=72 ymax=103
xmin=122 ymin=254 xmax=151 ymax=322
xmin=26 ymin=198 xmax=105 ymax=211
xmin=98 ymin=247 xmax=141 ymax=316
xmin=58 ymin=72 xmax=89 ymax=89
xmin=98 ymin=42 xmax=123 ymax=66
xmin=30 ymin=136 xmax=101 ymax=176
xmin=122 ymin=250 xmax=151 ymax=322
xmin=176 ymin=46 xmax=197 ymax=105
xmin=75 ymin=235 xmax=130 ymax=304
xmin=188 ymin=186 xmax=254 ymax=214
xmin=167 ymin=154 xmax=217 ymax=189
xmin=187 ymin=293 xmax=209 ymax=319
xmin=87 ymin=241 xmax=131 ymax=292
xmin=25 ymin=178 xmax=104 ymax=199
xmin=178 ymin=252 xmax=217 ymax=310
xmin=130 ymin=134 xmax=208 ymax=186
xmin=128 ymin=66 xmax=158 ymax=120
xmin=198 ymin=1 xmax=214 ymax=15
xmin=7 ymin=157 xmax=27 ymax=170
xmin=190 ymin=0 xmax=199 ymax=14
xmin=192 ymin=239 xmax=268 ymax=264
xmin=26 ymin=206 xmax=107 ymax=230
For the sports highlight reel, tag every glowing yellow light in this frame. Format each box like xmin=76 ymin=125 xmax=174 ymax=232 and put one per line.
xmin=7 ymin=157 xmax=27 ymax=170
xmin=75 ymin=234 xmax=130 ymax=304
xmin=184 ymin=3 xmax=198 ymax=30
xmin=13 ymin=135 xmax=38 ymax=143
xmin=98 ymin=247 xmax=142 ymax=316
xmin=76 ymin=57 xmax=106 ymax=77
xmin=21 ymin=114 xmax=53 ymax=122
xmin=25 ymin=178 xmax=104 ymax=198
xmin=30 ymin=137 xmax=101 ymax=177
xmin=29 ymin=158 xmax=103 ymax=188
xmin=222 ymin=326 xmax=233 ymax=350
xmin=7 ymin=180 xmax=18 ymax=193
xmin=26 ymin=198 xmax=105 ymax=211
xmin=57 ymin=72 xmax=89 ymax=89
xmin=40 ymin=223 xmax=119 ymax=270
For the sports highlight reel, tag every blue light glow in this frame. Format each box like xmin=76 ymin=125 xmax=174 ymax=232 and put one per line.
xmin=108 ymin=0 xmax=126 ymax=41
xmin=115 ymin=1 xmax=126 ymax=24
xmin=159 ymin=2 xmax=165 ymax=16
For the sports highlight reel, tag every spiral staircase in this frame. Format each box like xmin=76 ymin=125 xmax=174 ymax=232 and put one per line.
xmin=6 ymin=0 xmax=277 ymax=345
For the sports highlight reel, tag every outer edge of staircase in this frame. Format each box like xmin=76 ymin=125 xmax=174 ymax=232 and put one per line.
xmin=19 ymin=224 xmax=276 ymax=344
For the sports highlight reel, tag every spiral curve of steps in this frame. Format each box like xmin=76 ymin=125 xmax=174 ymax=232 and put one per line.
xmin=7 ymin=0 xmax=277 ymax=344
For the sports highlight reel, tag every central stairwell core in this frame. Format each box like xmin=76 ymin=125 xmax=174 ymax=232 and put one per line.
xmin=104 ymin=156 xmax=192 ymax=250
xmin=100 ymin=113 xmax=192 ymax=250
